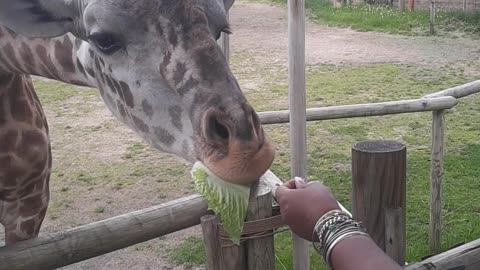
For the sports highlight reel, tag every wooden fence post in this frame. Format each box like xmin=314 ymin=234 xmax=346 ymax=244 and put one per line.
xmin=201 ymin=215 xmax=225 ymax=270
xmin=429 ymin=0 xmax=436 ymax=35
xmin=429 ymin=110 xmax=445 ymax=254
xmin=352 ymin=140 xmax=406 ymax=265
xmin=288 ymin=0 xmax=309 ymax=268
xmin=246 ymin=183 xmax=275 ymax=269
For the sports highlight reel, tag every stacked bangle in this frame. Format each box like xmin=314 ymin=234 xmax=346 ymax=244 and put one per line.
xmin=312 ymin=210 xmax=370 ymax=269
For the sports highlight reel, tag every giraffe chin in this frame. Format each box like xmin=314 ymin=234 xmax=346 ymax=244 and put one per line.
xmin=201 ymin=137 xmax=275 ymax=186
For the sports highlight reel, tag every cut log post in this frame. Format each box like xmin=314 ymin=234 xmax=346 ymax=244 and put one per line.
xmin=352 ymin=140 xmax=406 ymax=263
xmin=385 ymin=207 xmax=405 ymax=266
xmin=429 ymin=110 xmax=445 ymax=254
xmin=246 ymin=182 xmax=275 ymax=270
xmin=221 ymin=233 xmax=247 ymax=269
xmin=201 ymin=215 xmax=225 ymax=270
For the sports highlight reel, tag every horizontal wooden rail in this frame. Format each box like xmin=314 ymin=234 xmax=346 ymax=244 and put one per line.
xmin=0 ymin=195 xmax=208 ymax=270
xmin=423 ymin=80 xmax=480 ymax=99
xmin=405 ymin=238 xmax=480 ymax=270
xmin=258 ymin=96 xmax=458 ymax=125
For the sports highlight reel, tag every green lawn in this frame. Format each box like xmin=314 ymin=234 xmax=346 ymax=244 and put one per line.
xmin=169 ymin=62 xmax=480 ymax=269
xmin=259 ymin=0 xmax=480 ymax=36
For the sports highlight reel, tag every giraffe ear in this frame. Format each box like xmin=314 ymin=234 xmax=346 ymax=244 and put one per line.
xmin=223 ymin=0 xmax=236 ymax=11
xmin=0 ymin=0 xmax=80 ymax=38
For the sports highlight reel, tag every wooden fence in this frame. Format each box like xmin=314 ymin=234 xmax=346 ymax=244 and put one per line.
xmin=1 ymin=79 xmax=480 ymax=269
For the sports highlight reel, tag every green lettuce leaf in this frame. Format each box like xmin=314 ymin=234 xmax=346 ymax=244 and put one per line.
xmin=191 ymin=162 xmax=250 ymax=245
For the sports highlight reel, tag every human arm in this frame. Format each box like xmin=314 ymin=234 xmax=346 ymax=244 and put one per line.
xmin=275 ymin=179 xmax=402 ymax=270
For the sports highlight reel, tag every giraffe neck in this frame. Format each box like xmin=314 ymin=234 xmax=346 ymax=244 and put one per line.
xmin=0 ymin=25 xmax=96 ymax=88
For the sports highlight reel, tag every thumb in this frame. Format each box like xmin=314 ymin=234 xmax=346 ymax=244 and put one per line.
xmin=274 ymin=185 xmax=290 ymax=204
xmin=294 ymin=177 xmax=307 ymax=189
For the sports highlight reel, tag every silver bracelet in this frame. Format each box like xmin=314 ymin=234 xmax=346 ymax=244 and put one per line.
xmin=325 ymin=231 xmax=370 ymax=268
xmin=312 ymin=210 xmax=370 ymax=270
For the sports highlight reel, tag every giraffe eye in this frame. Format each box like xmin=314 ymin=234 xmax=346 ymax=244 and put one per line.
xmin=88 ymin=32 xmax=123 ymax=55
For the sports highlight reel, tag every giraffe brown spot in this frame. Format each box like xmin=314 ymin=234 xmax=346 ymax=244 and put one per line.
xmin=10 ymin=97 xmax=34 ymax=123
xmin=86 ymin=67 xmax=95 ymax=78
xmin=119 ymin=81 xmax=134 ymax=108
xmin=173 ymin=62 xmax=187 ymax=86
xmin=0 ymin=129 xmax=18 ymax=152
xmin=20 ymin=219 xmax=36 ymax=236
xmin=142 ymin=100 xmax=154 ymax=118
xmin=177 ymin=76 xmax=198 ymax=96
xmin=19 ymin=195 xmax=43 ymax=217
xmin=105 ymin=75 xmax=117 ymax=94
xmin=76 ymin=58 xmax=87 ymax=78
xmin=131 ymin=115 xmax=150 ymax=133
xmin=169 ymin=26 xmax=178 ymax=47
xmin=194 ymin=45 xmax=226 ymax=83
xmin=6 ymin=232 xmax=23 ymax=245
xmin=18 ymin=181 xmax=37 ymax=197
xmin=94 ymin=57 xmax=102 ymax=72
xmin=99 ymin=57 xmax=105 ymax=67
xmin=154 ymin=126 xmax=175 ymax=146
xmin=160 ymin=50 xmax=172 ymax=78
xmin=36 ymin=45 xmax=59 ymax=79
xmin=155 ymin=22 xmax=164 ymax=36
xmin=54 ymin=37 xmax=75 ymax=73
xmin=4 ymin=43 xmax=21 ymax=72
xmin=169 ymin=105 xmax=183 ymax=132
xmin=117 ymin=101 xmax=127 ymax=118
xmin=20 ymin=42 xmax=35 ymax=67
xmin=0 ymin=189 xmax=16 ymax=202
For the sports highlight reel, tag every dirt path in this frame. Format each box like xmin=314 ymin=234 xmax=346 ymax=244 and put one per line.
xmin=232 ymin=1 xmax=480 ymax=69
xmin=2 ymin=1 xmax=480 ymax=270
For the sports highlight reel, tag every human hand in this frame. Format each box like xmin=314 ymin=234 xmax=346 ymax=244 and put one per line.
xmin=276 ymin=178 xmax=340 ymax=241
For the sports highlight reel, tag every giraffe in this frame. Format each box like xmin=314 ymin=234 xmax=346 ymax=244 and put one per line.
xmin=0 ymin=0 xmax=275 ymax=246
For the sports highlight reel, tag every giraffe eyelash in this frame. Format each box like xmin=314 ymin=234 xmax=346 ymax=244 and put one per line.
xmin=222 ymin=28 xmax=232 ymax=34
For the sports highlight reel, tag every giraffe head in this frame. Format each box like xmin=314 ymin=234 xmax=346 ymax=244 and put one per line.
xmin=0 ymin=0 xmax=275 ymax=185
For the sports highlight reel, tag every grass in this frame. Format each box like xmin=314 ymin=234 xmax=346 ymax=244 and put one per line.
xmin=169 ymin=59 xmax=480 ymax=268
xmin=260 ymin=0 xmax=480 ymax=36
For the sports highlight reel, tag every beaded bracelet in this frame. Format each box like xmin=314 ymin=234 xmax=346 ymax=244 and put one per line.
xmin=312 ymin=210 xmax=370 ymax=269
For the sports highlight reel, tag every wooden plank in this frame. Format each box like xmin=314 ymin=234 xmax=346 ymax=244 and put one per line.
xmin=288 ymin=0 xmax=309 ymax=267
xmin=246 ymin=183 xmax=275 ymax=270
xmin=423 ymin=80 xmax=480 ymax=98
xmin=351 ymin=140 xmax=406 ymax=253
xmin=0 ymin=195 xmax=208 ymax=270
xmin=221 ymin=241 xmax=246 ymax=270
xmin=429 ymin=0 xmax=436 ymax=35
xmin=399 ymin=0 xmax=406 ymax=11
xmin=429 ymin=110 xmax=445 ymax=254
xmin=405 ymin=238 xmax=480 ymax=270
xmin=385 ymin=207 xmax=406 ymax=266
xmin=201 ymin=215 xmax=225 ymax=270
xmin=258 ymin=96 xmax=458 ymax=125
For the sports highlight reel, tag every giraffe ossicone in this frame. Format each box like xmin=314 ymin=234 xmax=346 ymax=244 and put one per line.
xmin=0 ymin=0 xmax=274 ymax=245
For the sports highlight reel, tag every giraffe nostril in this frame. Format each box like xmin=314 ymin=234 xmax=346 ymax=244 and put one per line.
xmin=203 ymin=109 xmax=230 ymax=143
xmin=211 ymin=117 xmax=229 ymax=141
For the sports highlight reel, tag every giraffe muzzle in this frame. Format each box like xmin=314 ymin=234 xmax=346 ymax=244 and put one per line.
xmin=199 ymin=105 xmax=275 ymax=185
